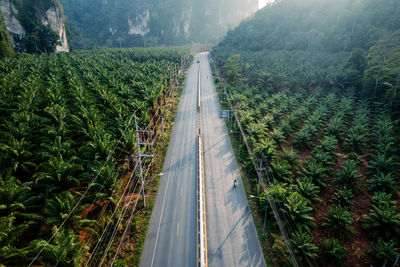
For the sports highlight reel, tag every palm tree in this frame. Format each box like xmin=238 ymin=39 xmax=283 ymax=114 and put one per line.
xmin=367 ymin=153 xmax=396 ymax=175
xmin=331 ymin=186 xmax=354 ymax=207
xmin=367 ymin=172 xmax=398 ymax=195
xmin=361 ymin=202 xmax=400 ymax=240
xmin=280 ymin=147 xmax=300 ymax=168
xmin=315 ymin=135 xmax=337 ymax=158
xmin=43 ymin=191 xmax=81 ymax=226
xmin=269 ymin=159 xmax=293 ymax=183
xmin=292 ymin=177 xmax=322 ymax=205
xmin=294 ymin=130 xmax=313 ymax=151
xmin=35 ymin=154 xmax=83 ymax=195
xmin=284 ymin=192 xmax=315 ymax=232
xmin=344 ymin=131 xmax=368 ymax=154
xmin=25 ymin=227 xmax=83 ymax=266
xmin=326 ymin=116 xmax=344 ymax=140
xmin=0 ymin=177 xmax=43 ymax=218
xmin=0 ymin=215 xmax=30 ymax=264
xmin=320 ymin=238 xmax=347 ymax=263
xmin=290 ymin=230 xmax=318 ymax=260
xmin=334 ymin=160 xmax=361 ymax=191
xmin=270 ymin=128 xmax=285 ymax=146
xmin=0 ymin=136 xmax=37 ymax=180
xmin=323 ymin=205 xmax=354 ymax=238
xmin=301 ymin=159 xmax=329 ymax=188
xmin=368 ymin=239 xmax=399 ymax=264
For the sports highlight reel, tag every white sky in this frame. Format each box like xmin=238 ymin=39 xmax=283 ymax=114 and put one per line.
xmin=259 ymin=0 xmax=274 ymax=9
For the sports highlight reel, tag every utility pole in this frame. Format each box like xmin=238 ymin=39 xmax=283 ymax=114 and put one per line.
xmin=135 ymin=117 xmax=153 ymax=208
xmin=238 ymin=134 xmax=241 ymax=161
xmin=161 ymin=115 xmax=165 ymax=149
xmin=256 ymin=159 xmax=267 ymax=196
xmin=230 ymin=110 xmax=233 ymax=132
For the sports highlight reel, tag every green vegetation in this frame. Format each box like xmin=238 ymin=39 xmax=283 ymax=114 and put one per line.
xmin=0 ymin=10 xmax=14 ymax=58
xmin=212 ymin=0 xmax=400 ymax=265
xmin=10 ymin=0 xmax=62 ymax=53
xmin=0 ymin=47 xmax=190 ymax=265
xmin=59 ymin=0 xmax=257 ymax=49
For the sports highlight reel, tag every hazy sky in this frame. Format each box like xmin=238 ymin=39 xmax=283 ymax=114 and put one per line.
xmin=259 ymin=0 xmax=274 ymax=9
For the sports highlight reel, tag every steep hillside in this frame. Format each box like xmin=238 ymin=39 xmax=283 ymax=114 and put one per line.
xmin=212 ymin=0 xmax=400 ymax=266
xmin=0 ymin=0 xmax=69 ymax=53
xmin=214 ymin=0 xmax=400 ymax=112
xmin=0 ymin=9 xmax=14 ymax=57
xmin=60 ymin=0 xmax=258 ymax=49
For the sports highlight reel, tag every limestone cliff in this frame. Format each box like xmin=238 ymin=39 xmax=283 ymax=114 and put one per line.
xmin=41 ymin=5 xmax=69 ymax=52
xmin=0 ymin=8 xmax=14 ymax=57
xmin=60 ymin=0 xmax=259 ymax=48
xmin=0 ymin=0 xmax=69 ymax=53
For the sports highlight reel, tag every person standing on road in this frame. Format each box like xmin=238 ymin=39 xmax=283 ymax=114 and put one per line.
xmin=234 ymin=179 xmax=237 ymax=188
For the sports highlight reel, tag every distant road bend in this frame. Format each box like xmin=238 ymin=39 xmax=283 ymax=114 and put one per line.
xmin=140 ymin=53 xmax=266 ymax=267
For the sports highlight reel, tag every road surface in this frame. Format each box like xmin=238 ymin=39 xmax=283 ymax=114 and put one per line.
xmin=140 ymin=58 xmax=198 ymax=267
xmin=200 ymin=52 xmax=266 ymax=267
xmin=140 ymin=53 xmax=266 ymax=267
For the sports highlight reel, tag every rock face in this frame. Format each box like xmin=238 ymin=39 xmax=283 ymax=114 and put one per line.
xmin=59 ymin=0 xmax=258 ymax=48
xmin=128 ymin=10 xmax=150 ymax=36
xmin=0 ymin=0 xmax=69 ymax=52
xmin=0 ymin=0 xmax=25 ymax=50
xmin=42 ymin=6 xmax=69 ymax=52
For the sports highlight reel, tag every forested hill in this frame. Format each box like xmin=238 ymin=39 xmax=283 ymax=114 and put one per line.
xmin=0 ymin=10 xmax=14 ymax=58
xmin=214 ymin=0 xmax=400 ymax=113
xmin=0 ymin=0 xmax=69 ymax=54
xmin=212 ymin=0 xmax=400 ymax=266
xmin=60 ymin=0 xmax=258 ymax=49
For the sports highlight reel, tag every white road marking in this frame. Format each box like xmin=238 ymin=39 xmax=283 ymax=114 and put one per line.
xmin=176 ymin=223 xmax=180 ymax=236
xmin=150 ymin=143 xmax=177 ymax=267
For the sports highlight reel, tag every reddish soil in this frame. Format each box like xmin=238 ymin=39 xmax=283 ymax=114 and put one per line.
xmin=283 ymin=133 xmax=296 ymax=149
xmin=311 ymin=146 xmax=374 ymax=267
xmin=342 ymin=151 xmax=372 ymax=266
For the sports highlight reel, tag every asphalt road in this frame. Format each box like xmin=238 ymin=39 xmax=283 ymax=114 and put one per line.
xmin=200 ymin=53 xmax=266 ymax=267
xmin=140 ymin=53 xmax=265 ymax=267
xmin=140 ymin=58 xmax=198 ymax=267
